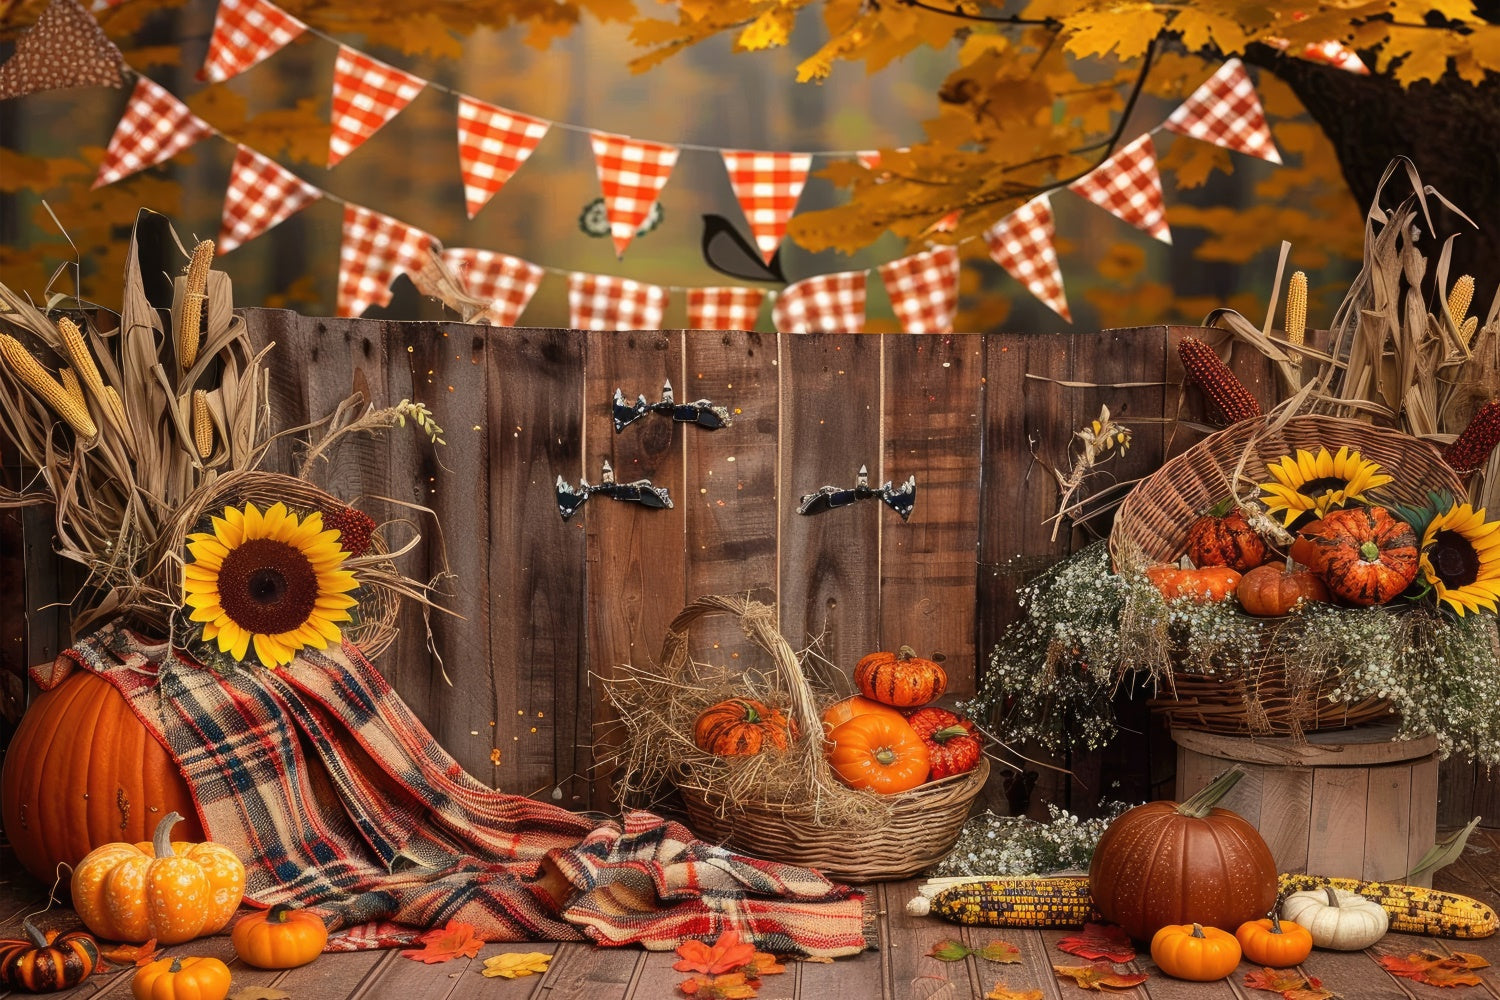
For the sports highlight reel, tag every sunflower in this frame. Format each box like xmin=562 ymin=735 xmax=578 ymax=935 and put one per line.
xmin=1419 ymin=503 xmax=1500 ymax=616
xmin=1259 ymin=446 xmax=1394 ymax=528
xmin=182 ymin=501 xmax=360 ymax=668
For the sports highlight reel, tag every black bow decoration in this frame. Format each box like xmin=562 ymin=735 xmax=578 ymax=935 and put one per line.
xmin=700 ymin=214 xmax=786 ymax=284
xmin=613 ymin=380 xmax=731 ymax=433
xmin=797 ymin=465 xmax=917 ymax=521
xmin=556 ymin=460 xmax=673 ymax=521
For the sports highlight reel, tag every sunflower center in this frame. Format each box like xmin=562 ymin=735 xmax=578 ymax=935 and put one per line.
xmin=216 ymin=537 xmax=320 ymax=635
xmin=1429 ymin=530 xmax=1480 ymax=588
xmin=1299 ymin=476 xmax=1348 ymax=499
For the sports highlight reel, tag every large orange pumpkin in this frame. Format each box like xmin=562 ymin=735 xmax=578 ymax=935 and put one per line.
xmin=0 ymin=669 xmax=203 ymax=885
xmin=853 ymin=646 xmax=947 ymax=707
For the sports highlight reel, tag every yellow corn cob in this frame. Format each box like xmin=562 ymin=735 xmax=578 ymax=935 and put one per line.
xmin=59 ymin=367 xmax=85 ymax=409
xmin=1278 ymin=874 xmax=1498 ymax=940
xmin=0 ymin=334 xmax=98 ymax=438
xmin=56 ymin=315 xmax=125 ymax=429
xmin=1285 ymin=270 xmax=1307 ymax=364
xmin=910 ymin=876 xmax=1099 ymax=928
xmin=1460 ymin=315 xmax=1478 ymax=346
xmin=192 ymin=389 xmax=214 ymax=458
xmin=178 ymin=238 xmax=214 ymax=370
xmin=1448 ymin=274 xmax=1475 ymax=328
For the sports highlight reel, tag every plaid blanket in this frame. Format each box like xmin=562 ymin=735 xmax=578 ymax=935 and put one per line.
xmin=44 ymin=623 xmax=869 ymax=957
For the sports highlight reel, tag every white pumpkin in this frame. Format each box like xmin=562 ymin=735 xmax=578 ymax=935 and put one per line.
xmin=1282 ymin=885 xmax=1389 ymax=950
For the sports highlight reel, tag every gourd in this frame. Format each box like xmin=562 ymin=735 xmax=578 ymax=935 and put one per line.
xmin=1235 ymin=912 xmax=1313 ymax=967
xmin=1282 ymin=886 xmax=1389 ymax=950
xmin=231 ymin=904 xmax=328 ymax=969
xmin=1277 ymin=874 xmax=1498 ymax=939
xmin=902 ymin=707 xmax=982 ymax=779
xmin=1144 ymin=563 xmax=1241 ymax=603
xmin=692 ymin=698 xmax=794 ymax=755
xmin=1185 ymin=502 xmax=1267 ymax=572
xmin=853 ymin=646 xmax=947 ymax=707
xmin=1299 ymin=506 xmax=1419 ymax=606
xmin=1088 ymin=768 xmax=1278 ymax=942
xmin=1235 ymin=561 xmax=1329 ymax=617
xmin=825 ymin=713 xmax=930 ymax=794
xmin=1149 ymin=923 xmax=1242 ymax=982
xmin=820 ymin=695 xmax=905 ymax=733
xmin=131 ymin=956 xmax=232 ymax=1000
xmin=0 ymin=919 xmax=99 ymax=993
xmin=71 ymin=812 xmax=246 ymax=945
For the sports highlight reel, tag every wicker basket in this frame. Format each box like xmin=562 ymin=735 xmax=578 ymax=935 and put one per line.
xmin=1110 ymin=414 xmax=1468 ymax=736
xmin=659 ymin=595 xmax=988 ymax=882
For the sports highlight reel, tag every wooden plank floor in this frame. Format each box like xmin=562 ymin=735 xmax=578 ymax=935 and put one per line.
xmin=1 ymin=829 xmax=1497 ymax=999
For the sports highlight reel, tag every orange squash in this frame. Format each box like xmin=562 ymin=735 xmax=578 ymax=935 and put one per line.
xmin=1235 ymin=912 xmax=1313 ymax=968
xmin=825 ymin=713 xmax=930 ymax=794
xmin=1145 ymin=564 xmax=1241 ymax=603
xmin=1186 ymin=503 xmax=1267 ymax=572
xmin=1302 ymin=506 xmax=1419 ymax=606
xmin=231 ymin=904 xmax=328 ymax=970
xmin=131 ymin=956 xmax=231 ymax=1000
xmin=692 ymin=698 xmax=794 ymax=756
xmin=820 ymin=695 xmax=906 ymax=733
xmin=1150 ymin=923 xmax=1242 ymax=982
xmin=853 ymin=646 xmax=947 ymax=707
xmin=0 ymin=920 xmax=99 ymax=993
xmin=1235 ymin=561 xmax=1329 ymax=617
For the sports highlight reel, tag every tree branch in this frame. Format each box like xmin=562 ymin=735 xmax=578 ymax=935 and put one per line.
xmin=893 ymin=0 xmax=1059 ymax=27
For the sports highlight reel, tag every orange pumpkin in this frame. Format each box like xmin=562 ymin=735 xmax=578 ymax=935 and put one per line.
xmin=1150 ymin=923 xmax=1242 ymax=982
xmin=853 ymin=646 xmax=947 ymax=707
xmin=0 ymin=920 xmax=99 ymax=993
xmin=1235 ymin=912 xmax=1313 ymax=968
xmin=1145 ymin=564 xmax=1242 ymax=603
xmin=825 ymin=713 xmax=930 ymax=794
xmin=1235 ymin=561 xmax=1329 ymax=617
xmin=1301 ymin=506 xmax=1419 ymax=606
xmin=131 ymin=956 xmax=231 ymax=1000
xmin=1287 ymin=517 xmax=1331 ymax=573
xmin=231 ymin=904 xmax=328 ymax=970
xmin=820 ymin=695 xmax=906 ymax=734
xmin=692 ymin=698 xmax=794 ymax=756
xmin=0 ymin=670 xmax=203 ymax=886
xmin=1186 ymin=504 xmax=1267 ymax=573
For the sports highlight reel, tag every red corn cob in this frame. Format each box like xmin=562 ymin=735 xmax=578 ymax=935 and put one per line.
xmin=321 ymin=503 xmax=376 ymax=557
xmin=1178 ymin=337 xmax=1263 ymax=425
xmin=1445 ymin=400 xmax=1500 ymax=474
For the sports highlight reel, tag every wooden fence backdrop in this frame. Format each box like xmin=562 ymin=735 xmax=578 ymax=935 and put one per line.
xmin=2 ymin=313 xmax=1495 ymax=826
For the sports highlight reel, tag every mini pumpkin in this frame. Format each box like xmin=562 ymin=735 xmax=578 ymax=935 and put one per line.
xmin=820 ymin=695 xmax=906 ymax=734
xmin=854 ymin=645 xmax=947 ymax=707
xmin=0 ymin=919 xmax=99 ymax=993
xmin=692 ymin=698 xmax=794 ymax=756
xmin=903 ymin=706 xmax=983 ymax=779
xmin=825 ymin=713 xmax=930 ymax=794
xmin=1145 ymin=563 xmax=1242 ymax=604
xmin=1282 ymin=886 xmax=1389 ymax=950
xmin=1299 ymin=506 xmax=1419 ymax=606
xmin=71 ymin=812 xmax=245 ymax=945
xmin=1150 ymin=922 xmax=1242 ymax=982
xmin=1236 ymin=561 xmax=1329 ymax=617
xmin=131 ymin=956 xmax=232 ymax=1000
xmin=1186 ymin=501 xmax=1267 ymax=572
xmin=1235 ymin=911 xmax=1313 ymax=967
xmin=231 ymin=903 xmax=328 ymax=970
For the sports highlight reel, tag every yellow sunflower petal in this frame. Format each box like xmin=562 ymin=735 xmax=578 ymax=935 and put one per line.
xmin=210 ymin=513 xmax=243 ymax=548
xmin=242 ymin=501 xmax=266 ymax=540
xmin=252 ymin=633 xmax=289 ymax=668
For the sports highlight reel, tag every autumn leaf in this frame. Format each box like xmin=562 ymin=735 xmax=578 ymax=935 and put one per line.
xmin=986 ymin=984 xmax=1045 ymax=1000
xmin=978 ymin=940 xmax=1022 ymax=964
xmin=1446 ymin=953 xmax=1492 ymax=970
xmin=400 ymin=920 xmax=483 ymax=963
xmin=678 ymin=972 xmax=760 ymax=998
xmin=742 ymin=952 xmax=787 ymax=977
xmin=1245 ymin=967 xmax=1313 ymax=992
xmin=1377 ymin=949 xmax=1488 ymax=987
xmin=1061 ymin=4 xmax=1168 ymax=61
xmin=1056 ymin=923 xmax=1136 ymax=963
xmin=674 ymin=930 xmax=758 ymax=975
xmin=1054 ymin=960 xmax=1150 ymax=991
xmin=100 ymin=938 xmax=160 ymax=967
xmin=928 ymin=939 xmax=973 ymax=962
xmin=1281 ymin=986 xmax=1340 ymax=1000
xmin=481 ymin=952 xmax=554 ymax=978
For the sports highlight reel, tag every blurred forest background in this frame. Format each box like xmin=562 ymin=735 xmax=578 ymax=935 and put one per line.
xmin=0 ymin=0 xmax=1382 ymax=333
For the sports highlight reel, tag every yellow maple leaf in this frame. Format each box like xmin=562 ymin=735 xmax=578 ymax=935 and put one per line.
xmin=1061 ymin=4 xmax=1168 ymax=61
xmin=482 ymin=951 xmax=554 ymax=978
xmin=738 ymin=6 xmax=795 ymax=50
xmin=986 ymin=982 xmax=1045 ymax=1000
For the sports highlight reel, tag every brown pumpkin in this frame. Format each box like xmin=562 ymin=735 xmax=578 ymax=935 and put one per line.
xmin=1145 ymin=564 xmax=1241 ymax=603
xmin=1089 ymin=768 xmax=1278 ymax=942
xmin=1235 ymin=561 xmax=1329 ymax=617
xmin=854 ymin=645 xmax=947 ymax=707
xmin=692 ymin=698 xmax=794 ymax=755
xmin=1301 ymin=506 xmax=1419 ymax=606
xmin=0 ymin=920 xmax=99 ymax=993
xmin=1186 ymin=502 xmax=1267 ymax=573
xmin=0 ymin=669 xmax=203 ymax=886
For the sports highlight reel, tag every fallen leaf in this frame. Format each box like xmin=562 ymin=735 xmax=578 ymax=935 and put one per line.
xmin=986 ymin=983 xmax=1045 ymax=1000
xmin=978 ymin=940 xmax=1022 ymax=964
xmin=1245 ymin=967 xmax=1314 ymax=992
xmin=481 ymin=952 xmax=553 ymax=979
xmin=1056 ymin=924 xmax=1135 ymax=964
xmin=1419 ymin=966 xmax=1485 ymax=988
xmin=229 ymin=990 xmax=292 ymax=1000
xmin=1282 ymin=986 xmax=1340 ymax=1000
xmin=1054 ymin=960 xmax=1150 ymax=991
xmin=1377 ymin=948 xmax=1489 ymax=985
xmin=400 ymin=920 xmax=483 ymax=963
xmin=674 ymin=930 xmax=758 ymax=975
xmin=1445 ymin=952 xmax=1492 ymax=971
xmin=743 ymin=952 xmax=786 ymax=976
xmin=802 ymin=956 xmax=835 ymax=963
xmin=678 ymin=971 xmax=759 ymax=998
xmin=101 ymin=938 xmax=159 ymax=966
xmin=928 ymin=939 xmax=973 ymax=962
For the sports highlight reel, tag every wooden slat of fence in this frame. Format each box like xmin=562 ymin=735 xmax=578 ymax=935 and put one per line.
xmin=878 ymin=335 xmax=984 ymax=695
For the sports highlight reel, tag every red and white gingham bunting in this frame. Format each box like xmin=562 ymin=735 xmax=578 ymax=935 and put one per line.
xmin=329 ymin=45 xmax=425 ymax=167
xmin=685 ymin=287 xmax=766 ymax=331
xmin=1162 ymin=60 xmax=1281 ymax=164
xmin=772 ymin=271 xmax=867 ymax=334
xmin=93 ymin=76 xmax=214 ymax=188
xmin=441 ymin=248 xmax=543 ymax=327
xmin=456 ymin=96 xmax=550 ymax=219
xmin=590 ymin=131 xmax=679 ymax=258
xmin=568 ymin=273 xmax=668 ymax=331
xmin=200 ymin=0 xmax=306 ymax=83
xmin=218 ymin=145 xmax=322 ymax=253
xmin=878 ymin=246 xmax=960 ymax=334
xmin=984 ymin=194 xmax=1070 ymax=322
xmin=1067 ymin=134 xmax=1171 ymax=245
xmin=721 ymin=150 xmax=811 ymax=264
xmin=338 ymin=204 xmax=433 ymax=317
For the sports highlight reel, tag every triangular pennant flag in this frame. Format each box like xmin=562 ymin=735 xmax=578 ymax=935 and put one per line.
xmin=568 ymin=273 xmax=668 ymax=330
xmin=984 ymin=194 xmax=1071 ymax=322
xmin=93 ymin=77 xmax=214 ymax=188
xmin=200 ymin=0 xmax=307 ymax=83
xmin=441 ymin=248 xmax=544 ymax=327
xmin=0 ymin=0 xmax=124 ymax=99
xmin=1162 ymin=59 xmax=1282 ymax=164
xmin=686 ymin=287 xmax=766 ymax=331
xmin=877 ymin=246 xmax=960 ymax=334
xmin=1067 ymin=134 xmax=1171 ymax=245
xmin=772 ymin=271 xmax=867 ymax=333
xmin=329 ymin=45 xmax=426 ymax=167
xmin=218 ymin=145 xmax=322 ymax=254
xmin=456 ymin=96 xmax=550 ymax=219
xmin=338 ymin=203 xmax=434 ymax=317
xmin=590 ymin=131 xmax=679 ymax=257
xmin=720 ymin=150 xmax=812 ymax=264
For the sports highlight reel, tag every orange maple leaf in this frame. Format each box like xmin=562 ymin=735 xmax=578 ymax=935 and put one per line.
xmin=673 ymin=930 xmax=758 ymax=975
xmin=1377 ymin=949 xmax=1490 ymax=987
xmin=400 ymin=920 xmax=483 ymax=963
xmin=100 ymin=938 xmax=160 ymax=967
xmin=1053 ymin=960 xmax=1150 ymax=991
xmin=742 ymin=952 xmax=786 ymax=977
xmin=1056 ymin=924 xmax=1135 ymax=964
xmin=986 ymin=983 xmax=1045 ymax=1000
xmin=1244 ymin=966 xmax=1314 ymax=992
xmin=677 ymin=971 xmax=760 ymax=998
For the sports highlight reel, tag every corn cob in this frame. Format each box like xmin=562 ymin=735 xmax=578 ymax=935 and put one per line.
xmin=192 ymin=389 xmax=214 ymax=459
xmin=0 ymin=334 xmax=98 ymax=438
xmin=1460 ymin=315 xmax=1479 ymax=346
xmin=1447 ymin=274 xmax=1475 ymax=329
xmin=1278 ymin=874 xmax=1498 ymax=939
xmin=178 ymin=238 xmax=214 ymax=370
xmin=59 ymin=367 xmax=85 ymax=409
xmin=1443 ymin=401 xmax=1500 ymax=475
xmin=56 ymin=316 xmax=126 ymax=430
xmin=1178 ymin=337 xmax=1263 ymax=425
xmin=908 ymin=876 xmax=1099 ymax=928
xmin=1284 ymin=270 xmax=1307 ymax=364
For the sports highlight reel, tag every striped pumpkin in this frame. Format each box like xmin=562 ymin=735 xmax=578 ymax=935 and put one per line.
xmin=854 ymin=646 xmax=947 ymax=708
xmin=692 ymin=698 xmax=793 ymax=755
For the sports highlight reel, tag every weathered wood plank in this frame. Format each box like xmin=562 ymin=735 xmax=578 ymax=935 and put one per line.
xmin=883 ymin=880 xmax=981 ymax=1000
xmin=1366 ymin=761 xmax=1415 ymax=883
xmin=1256 ymin=767 xmax=1314 ymax=874
xmin=1306 ymin=766 xmax=1371 ymax=879
xmin=532 ymin=940 xmax=639 ymax=999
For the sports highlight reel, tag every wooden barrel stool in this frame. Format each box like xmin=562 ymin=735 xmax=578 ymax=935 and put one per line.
xmin=1173 ymin=723 xmax=1439 ymax=886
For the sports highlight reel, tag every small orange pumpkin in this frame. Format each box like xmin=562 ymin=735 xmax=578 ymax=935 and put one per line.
xmin=1186 ymin=502 xmax=1267 ymax=572
xmin=1235 ymin=561 xmax=1329 ymax=617
xmin=0 ymin=919 xmax=99 ymax=993
xmin=820 ymin=695 xmax=906 ymax=734
xmin=130 ymin=956 xmax=231 ymax=1000
xmin=231 ymin=904 xmax=328 ymax=970
xmin=1145 ymin=563 xmax=1242 ymax=603
xmin=692 ymin=698 xmax=794 ymax=756
xmin=1302 ymin=506 xmax=1419 ymax=606
xmin=1150 ymin=923 xmax=1242 ymax=982
xmin=853 ymin=646 xmax=947 ymax=707
xmin=1235 ymin=911 xmax=1313 ymax=968
xmin=825 ymin=713 xmax=930 ymax=794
